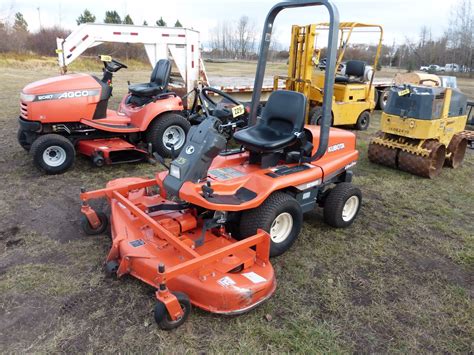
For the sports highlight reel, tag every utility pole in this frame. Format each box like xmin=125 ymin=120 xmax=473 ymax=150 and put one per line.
xmin=37 ymin=7 xmax=42 ymax=30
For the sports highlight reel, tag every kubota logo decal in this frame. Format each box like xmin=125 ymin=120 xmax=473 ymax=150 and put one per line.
xmin=33 ymin=90 xmax=100 ymax=102
xmin=327 ymin=143 xmax=345 ymax=152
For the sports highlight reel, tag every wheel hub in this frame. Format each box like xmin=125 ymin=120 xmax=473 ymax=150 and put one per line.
xmin=162 ymin=125 xmax=186 ymax=150
xmin=270 ymin=212 xmax=293 ymax=243
xmin=342 ymin=196 xmax=360 ymax=222
xmin=43 ymin=145 xmax=67 ymax=167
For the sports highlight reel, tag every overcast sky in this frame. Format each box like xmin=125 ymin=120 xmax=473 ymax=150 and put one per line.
xmin=0 ymin=0 xmax=464 ymax=47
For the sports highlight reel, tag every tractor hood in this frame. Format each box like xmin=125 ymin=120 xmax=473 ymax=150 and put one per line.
xmin=22 ymin=73 xmax=101 ymax=96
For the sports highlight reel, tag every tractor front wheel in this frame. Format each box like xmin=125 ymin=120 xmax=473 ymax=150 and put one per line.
xmin=17 ymin=128 xmax=33 ymax=151
xmin=30 ymin=134 xmax=75 ymax=174
xmin=323 ymin=183 xmax=362 ymax=228
xmin=237 ymin=192 xmax=303 ymax=257
xmin=154 ymin=292 xmax=191 ymax=330
xmin=146 ymin=113 xmax=190 ymax=158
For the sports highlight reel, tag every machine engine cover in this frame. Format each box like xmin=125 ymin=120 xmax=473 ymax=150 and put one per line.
xmin=385 ymin=85 xmax=467 ymax=120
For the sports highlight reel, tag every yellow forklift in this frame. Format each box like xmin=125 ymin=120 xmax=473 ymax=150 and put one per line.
xmin=274 ymin=22 xmax=383 ymax=130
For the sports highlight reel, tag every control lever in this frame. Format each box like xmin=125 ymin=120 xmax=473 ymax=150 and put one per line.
xmin=166 ymin=143 xmax=176 ymax=159
xmin=201 ymin=180 xmax=214 ymax=198
xmin=152 ymin=152 xmax=170 ymax=169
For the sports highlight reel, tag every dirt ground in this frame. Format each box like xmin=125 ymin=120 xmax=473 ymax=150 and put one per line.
xmin=0 ymin=60 xmax=473 ymax=353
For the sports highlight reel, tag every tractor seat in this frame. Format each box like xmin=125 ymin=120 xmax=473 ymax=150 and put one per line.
xmin=233 ymin=90 xmax=306 ymax=152
xmin=128 ymin=59 xmax=171 ymax=97
xmin=335 ymin=60 xmax=366 ymax=84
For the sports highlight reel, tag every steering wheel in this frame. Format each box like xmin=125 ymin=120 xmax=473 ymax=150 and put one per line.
xmin=105 ymin=59 xmax=128 ymax=73
xmin=198 ymin=87 xmax=244 ymax=120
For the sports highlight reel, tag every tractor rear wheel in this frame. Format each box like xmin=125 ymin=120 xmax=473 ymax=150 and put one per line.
xmin=154 ymin=292 xmax=191 ymax=330
xmin=237 ymin=191 xmax=303 ymax=257
xmin=146 ymin=113 xmax=190 ymax=158
xmin=398 ymin=140 xmax=446 ymax=178
xmin=445 ymin=134 xmax=467 ymax=168
xmin=30 ymin=134 xmax=75 ymax=174
xmin=323 ymin=183 xmax=362 ymax=228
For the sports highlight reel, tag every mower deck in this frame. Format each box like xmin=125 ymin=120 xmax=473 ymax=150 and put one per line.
xmin=77 ymin=138 xmax=149 ymax=165
xmin=81 ymin=177 xmax=275 ymax=319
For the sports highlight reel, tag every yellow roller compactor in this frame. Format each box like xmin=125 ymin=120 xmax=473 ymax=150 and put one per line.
xmin=368 ymin=84 xmax=472 ymax=178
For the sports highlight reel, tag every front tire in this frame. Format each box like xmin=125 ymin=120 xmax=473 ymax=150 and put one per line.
xmin=17 ymin=128 xmax=33 ymax=151
xmin=30 ymin=134 xmax=75 ymax=174
xmin=237 ymin=192 xmax=303 ymax=257
xmin=146 ymin=113 xmax=190 ymax=158
xmin=323 ymin=183 xmax=362 ymax=228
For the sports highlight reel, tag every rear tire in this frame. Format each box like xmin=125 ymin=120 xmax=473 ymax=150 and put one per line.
xmin=355 ymin=111 xmax=370 ymax=130
xmin=30 ymin=134 xmax=75 ymax=174
xmin=237 ymin=192 xmax=303 ymax=257
xmin=146 ymin=113 xmax=190 ymax=158
xmin=323 ymin=183 xmax=362 ymax=228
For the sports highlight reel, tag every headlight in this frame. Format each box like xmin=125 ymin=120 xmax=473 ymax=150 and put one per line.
xmin=20 ymin=92 xmax=35 ymax=102
xmin=169 ymin=164 xmax=181 ymax=179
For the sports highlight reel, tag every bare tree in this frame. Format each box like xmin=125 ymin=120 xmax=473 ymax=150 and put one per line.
xmin=234 ymin=16 xmax=256 ymax=59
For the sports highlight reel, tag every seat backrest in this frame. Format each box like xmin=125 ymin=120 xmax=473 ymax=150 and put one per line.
xmin=345 ymin=60 xmax=366 ymax=77
xmin=150 ymin=59 xmax=171 ymax=88
xmin=261 ymin=90 xmax=306 ymax=133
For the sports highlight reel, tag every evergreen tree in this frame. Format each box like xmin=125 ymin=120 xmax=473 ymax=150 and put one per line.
xmin=156 ymin=17 xmax=166 ymax=26
xmin=104 ymin=10 xmax=121 ymax=24
xmin=174 ymin=19 xmax=182 ymax=27
xmin=76 ymin=9 xmax=96 ymax=25
xmin=13 ymin=12 xmax=28 ymax=32
xmin=143 ymin=20 xmax=148 ymax=26
xmin=123 ymin=14 xmax=133 ymax=25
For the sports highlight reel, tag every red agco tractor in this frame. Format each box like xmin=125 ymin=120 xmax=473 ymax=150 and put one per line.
xmin=17 ymin=57 xmax=191 ymax=174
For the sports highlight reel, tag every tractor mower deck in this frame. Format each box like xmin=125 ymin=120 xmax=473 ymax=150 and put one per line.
xmin=80 ymin=177 xmax=275 ymax=329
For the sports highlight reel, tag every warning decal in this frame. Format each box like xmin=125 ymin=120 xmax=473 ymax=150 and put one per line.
xmin=242 ymin=272 xmax=267 ymax=284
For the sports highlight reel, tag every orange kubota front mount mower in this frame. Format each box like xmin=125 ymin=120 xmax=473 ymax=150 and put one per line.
xmin=80 ymin=0 xmax=359 ymax=330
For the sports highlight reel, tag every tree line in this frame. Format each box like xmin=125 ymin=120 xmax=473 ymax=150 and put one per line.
xmin=0 ymin=0 xmax=471 ymax=74
xmin=0 ymin=9 xmax=184 ymax=56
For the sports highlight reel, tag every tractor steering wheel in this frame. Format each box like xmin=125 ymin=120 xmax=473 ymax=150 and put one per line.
xmin=198 ymin=87 xmax=245 ymax=120
xmin=105 ymin=59 xmax=128 ymax=73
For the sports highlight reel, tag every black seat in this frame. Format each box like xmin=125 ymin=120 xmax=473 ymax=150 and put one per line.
xmin=234 ymin=90 xmax=306 ymax=152
xmin=128 ymin=59 xmax=171 ymax=97
xmin=335 ymin=60 xmax=366 ymax=83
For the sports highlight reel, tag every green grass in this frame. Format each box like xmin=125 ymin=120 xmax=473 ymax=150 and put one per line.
xmin=0 ymin=58 xmax=472 ymax=353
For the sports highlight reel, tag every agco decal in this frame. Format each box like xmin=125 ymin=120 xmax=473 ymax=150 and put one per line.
xmin=33 ymin=90 xmax=100 ymax=102
xmin=327 ymin=143 xmax=345 ymax=153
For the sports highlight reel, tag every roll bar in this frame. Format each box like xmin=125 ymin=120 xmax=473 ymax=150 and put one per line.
xmin=250 ymin=0 xmax=340 ymax=162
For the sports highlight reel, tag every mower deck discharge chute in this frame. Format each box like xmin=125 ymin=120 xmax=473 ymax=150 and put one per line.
xmin=80 ymin=1 xmax=362 ymax=329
